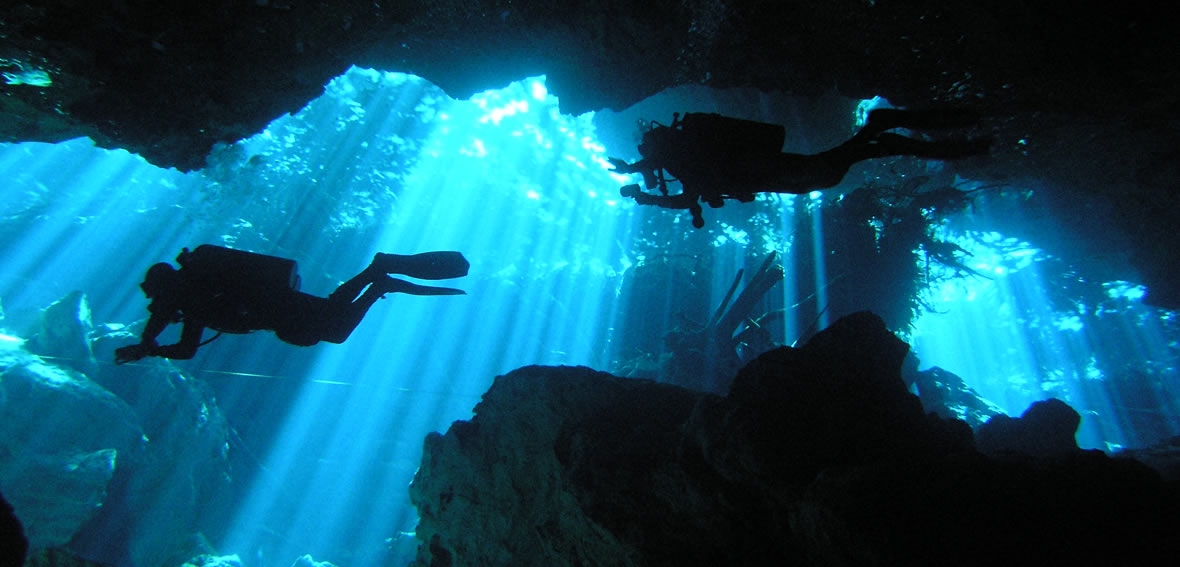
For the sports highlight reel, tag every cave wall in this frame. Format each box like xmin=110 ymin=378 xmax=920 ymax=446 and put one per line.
xmin=2 ymin=1 xmax=1173 ymax=170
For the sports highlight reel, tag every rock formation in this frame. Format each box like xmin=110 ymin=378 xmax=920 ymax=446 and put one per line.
xmin=0 ymin=292 xmax=235 ymax=566
xmin=0 ymin=336 xmax=142 ymax=550
xmin=411 ymin=311 xmax=1180 ymax=565
xmin=24 ymin=290 xmax=98 ymax=377
xmin=1 ymin=490 xmax=28 ymax=567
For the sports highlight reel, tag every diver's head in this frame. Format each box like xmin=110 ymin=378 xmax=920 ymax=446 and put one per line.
xmin=140 ymin=262 xmax=178 ymax=299
xmin=638 ymin=124 xmax=676 ymax=161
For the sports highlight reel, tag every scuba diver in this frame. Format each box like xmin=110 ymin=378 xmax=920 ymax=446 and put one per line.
xmin=608 ymin=108 xmax=992 ymax=228
xmin=114 ymin=245 xmax=470 ymax=363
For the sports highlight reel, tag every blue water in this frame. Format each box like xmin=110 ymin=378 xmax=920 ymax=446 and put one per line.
xmin=1 ymin=67 xmax=1177 ymax=566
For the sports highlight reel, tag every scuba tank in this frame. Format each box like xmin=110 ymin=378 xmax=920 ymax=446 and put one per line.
xmin=175 ymin=244 xmax=302 ymax=292
xmin=642 ymin=112 xmax=786 ymax=158
xmin=172 ymin=245 xmax=302 ymax=336
xmin=636 ymin=112 xmax=787 ymax=196
xmin=636 ymin=112 xmax=787 ymax=192
xmin=676 ymin=113 xmax=786 ymax=156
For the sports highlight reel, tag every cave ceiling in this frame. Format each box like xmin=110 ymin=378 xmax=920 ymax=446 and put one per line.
xmin=2 ymin=0 xmax=1179 ymax=305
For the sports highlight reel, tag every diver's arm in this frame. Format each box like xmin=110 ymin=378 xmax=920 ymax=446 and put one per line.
xmin=621 ymin=183 xmax=699 ymax=210
xmin=116 ymin=313 xmax=201 ymax=363
xmin=607 ymin=157 xmax=644 ymax=174
xmin=609 ymin=158 xmax=661 ymax=189
xmin=620 ymin=184 xmax=706 ymax=228
xmin=140 ymin=308 xmax=170 ymax=345
xmin=151 ymin=321 xmax=204 ymax=360
xmin=116 ymin=306 xmax=173 ymax=363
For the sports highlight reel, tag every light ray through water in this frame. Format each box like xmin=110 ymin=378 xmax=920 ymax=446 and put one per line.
xmin=2 ymin=67 xmax=1178 ymax=566
xmin=910 ymin=212 xmax=1180 ymax=451
xmin=215 ymin=69 xmax=635 ymax=563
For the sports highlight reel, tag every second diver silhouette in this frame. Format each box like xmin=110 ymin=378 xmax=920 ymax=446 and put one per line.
xmin=114 ymin=245 xmax=470 ymax=363
xmin=609 ymin=108 xmax=992 ymax=228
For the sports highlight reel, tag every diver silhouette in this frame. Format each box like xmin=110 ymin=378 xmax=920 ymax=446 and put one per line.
xmin=609 ymin=108 xmax=992 ymax=228
xmin=114 ymin=245 xmax=470 ymax=363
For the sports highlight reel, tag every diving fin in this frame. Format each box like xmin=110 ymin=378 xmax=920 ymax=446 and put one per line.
xmin=372 ymin=251 xmax=470 ymax=280
xmin=376 ymin=277 xmax=466 ymax=296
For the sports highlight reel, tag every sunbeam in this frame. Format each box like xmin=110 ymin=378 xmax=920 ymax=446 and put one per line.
xmin=2 ymin=66 xmax=1178 ymax=566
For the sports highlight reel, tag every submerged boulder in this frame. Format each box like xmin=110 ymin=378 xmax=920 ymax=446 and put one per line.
xmin=0 ymin=318 xmax=234 ymax=567
xmin=976 ymin=397 xmax=1082 ymax=458
xmin=24 ymin=291 xmax=99 ymax=378
xmin=691 ymin=311 xmax=974 ymax=490
xmin=0 ymin=338 xmax=143 ymax=550
xmin=70 ymin=360 xmax=235 ymax=567
xmin=411 ymin=311 xmax=1180 ymax=565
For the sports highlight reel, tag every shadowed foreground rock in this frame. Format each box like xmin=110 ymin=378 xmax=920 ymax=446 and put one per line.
xmin=1 ymin=490 xmax=27 ymax=567
xmin=410 ymin=311 xmax=1180 ymax=566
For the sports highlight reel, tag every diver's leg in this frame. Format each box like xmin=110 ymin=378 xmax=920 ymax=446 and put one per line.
xmin=773 ymin=150 xmax=862 ymax=192
xmin=327 ymin=269 xmax=378 ymax=303
xmin=821 ymin=132 xmax=990 ymax=165
xmin=370 ymin=251 xmax=470 ymax=280
xmin=775 ymin=124 xmax=990 ymax=196
xmin=866 ymin=132 xmax=992 ymax=159
xmin=866 ymin=108 xmax=980 ymax=132
xmin=322 ymin=276 xmax=465 ymax=343
xmin=330 ymin=250 xmax=467 ymax=302
xmin=321 ymin=285 xmax=385 ymax=344
xmin=328 ymin=267 xmax=466 ymax=312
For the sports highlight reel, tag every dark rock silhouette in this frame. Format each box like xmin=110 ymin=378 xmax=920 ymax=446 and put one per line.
xmin=976 ymin=397 xmax=1083 ymax=458
xmin=1118 ymin=435 xmax=1180 ymax=482
xmin=1 ymin=490 xmax=27 ymax=567
xmin=411 ymin=311 xmax=1180 ymax=565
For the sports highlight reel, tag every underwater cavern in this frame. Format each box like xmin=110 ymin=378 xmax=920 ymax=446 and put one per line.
xmin=2 ymin=1 xmax=1180 ymax=566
